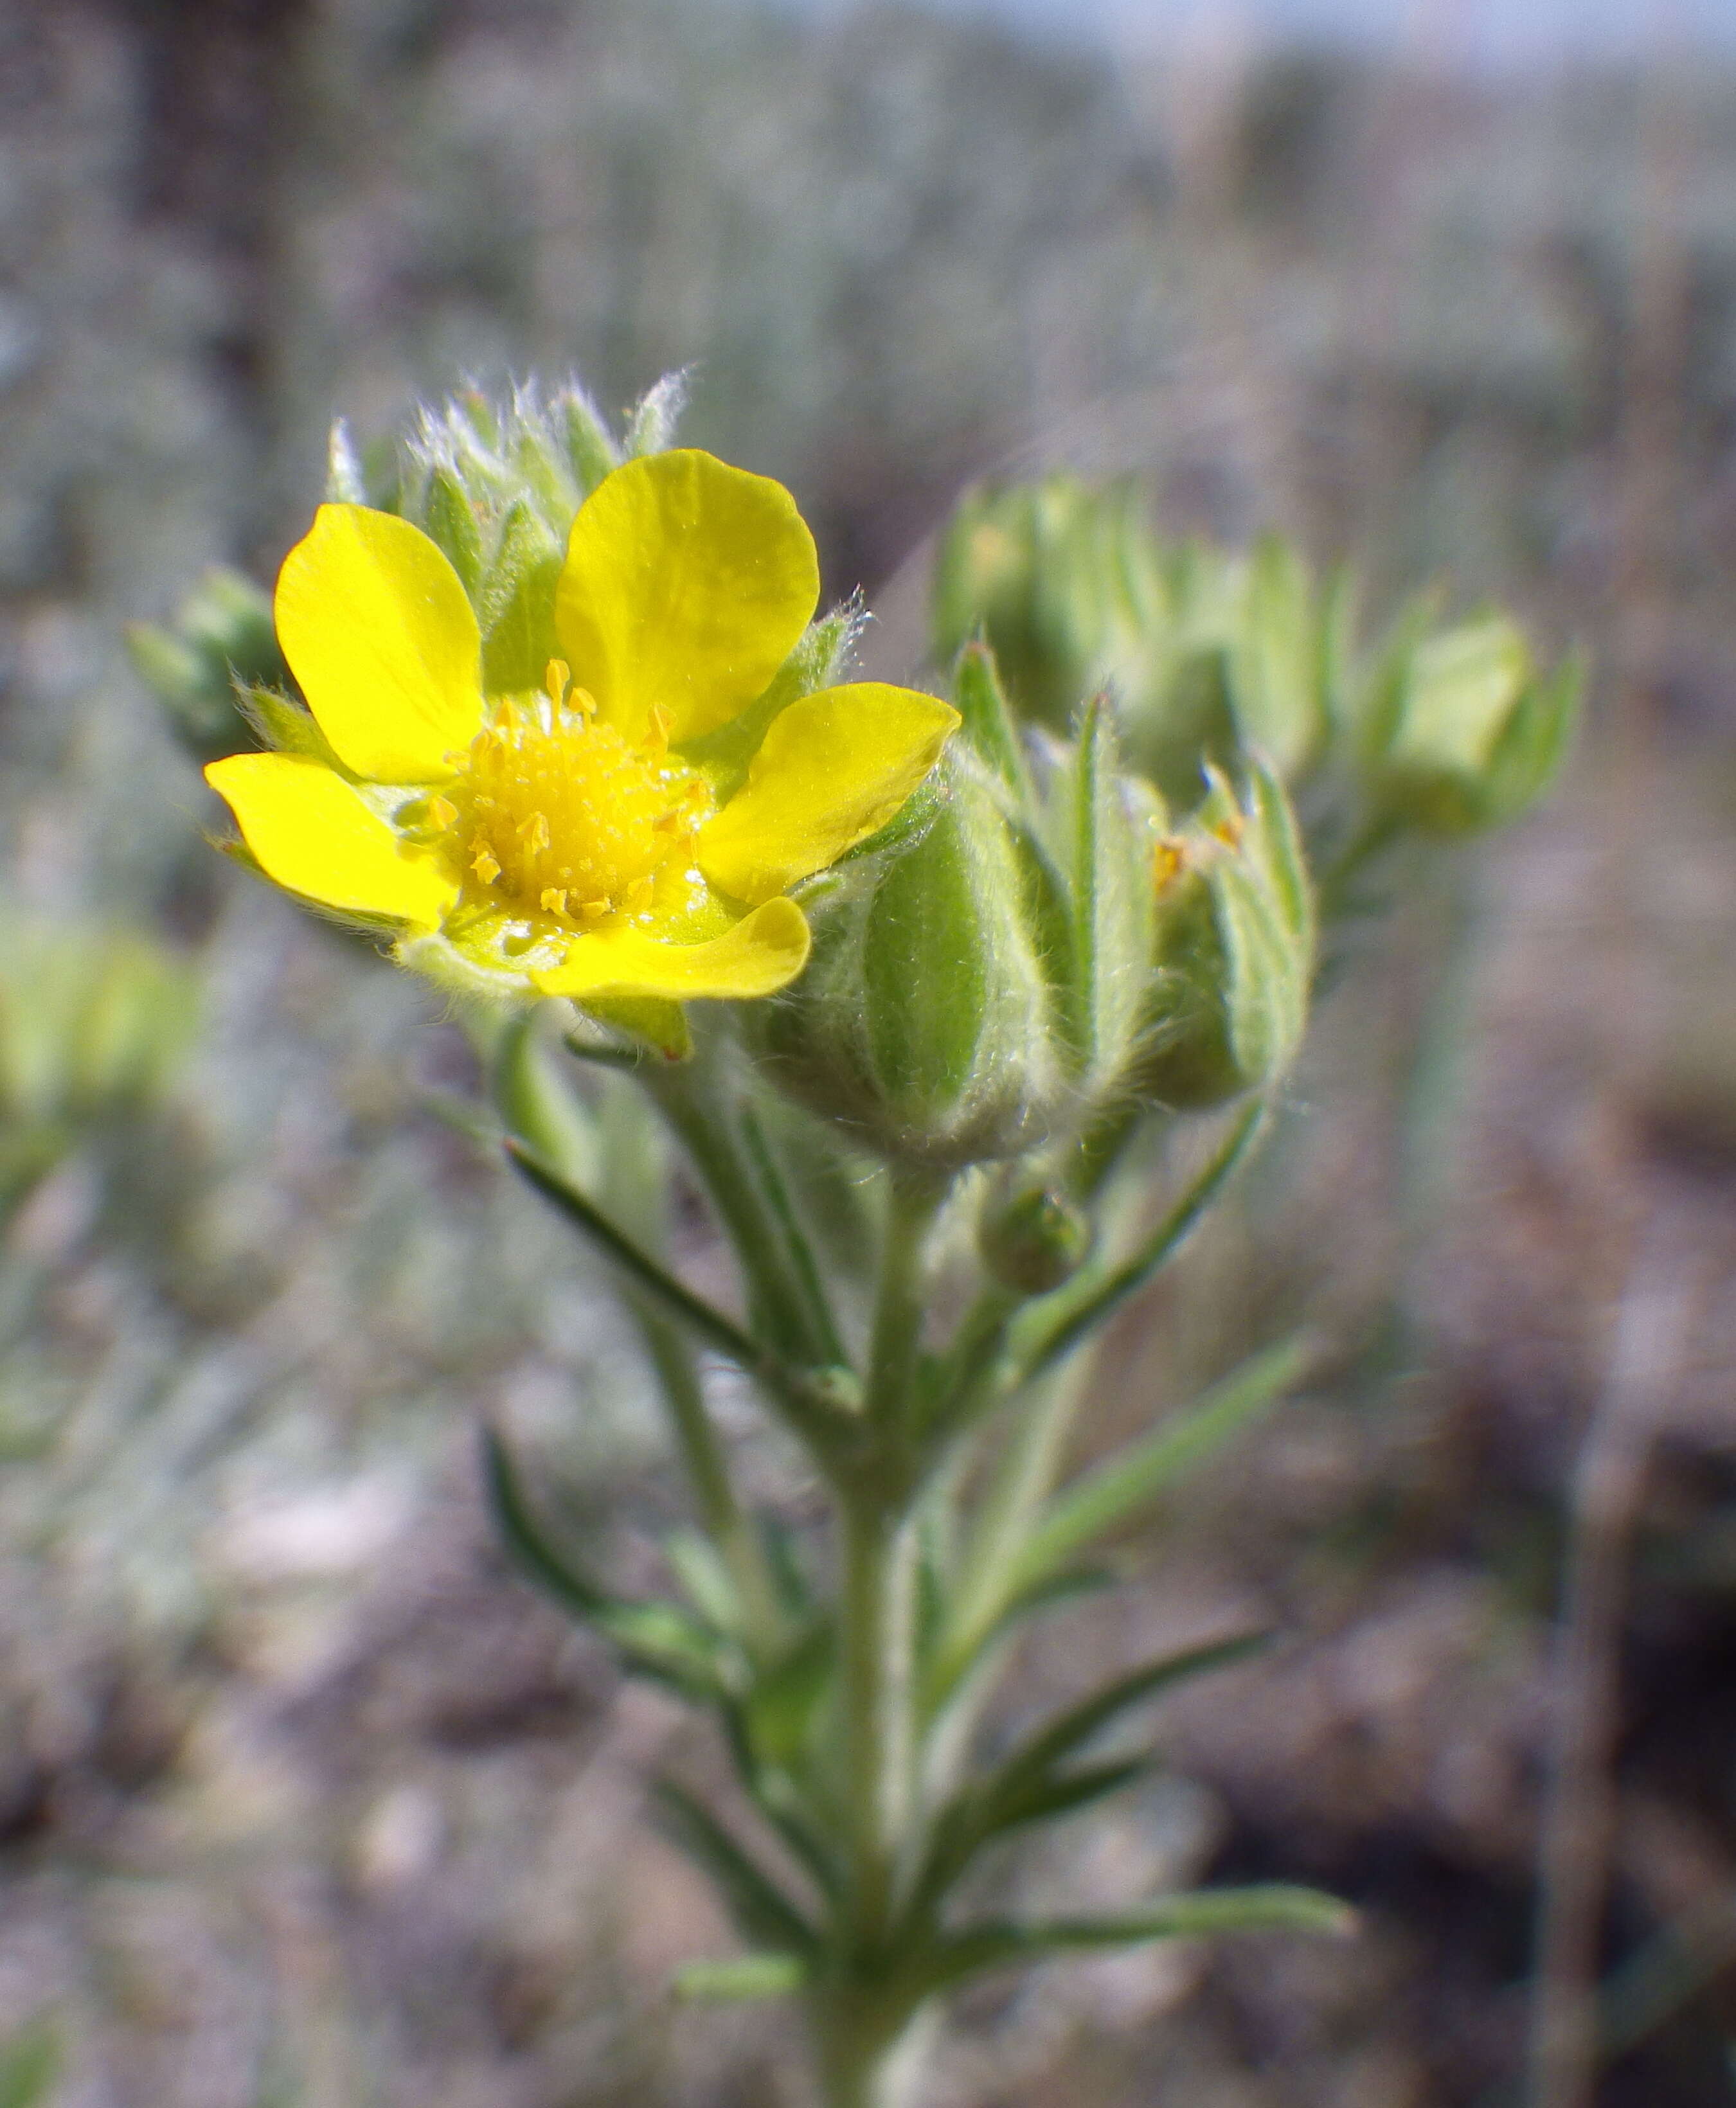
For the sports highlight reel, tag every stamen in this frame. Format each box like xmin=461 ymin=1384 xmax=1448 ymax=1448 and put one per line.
xmin=471 ymin=841 xmax=502 ymax=884
xmin=641 ymin=705 xmax=672 ymax=758
xmin=427 ymin=794 xmax=457 ymax=830
xmin=540 ymin=888 xmax=568 ymax=915
xmin=544 ymin=659 xmax=571 ymax=709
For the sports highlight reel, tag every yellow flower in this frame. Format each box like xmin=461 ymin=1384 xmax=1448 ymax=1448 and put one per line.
xmin=205 ymin=450 xmax=958 ymax=1007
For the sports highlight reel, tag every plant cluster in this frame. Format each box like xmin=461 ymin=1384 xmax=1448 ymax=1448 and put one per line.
xmin=139 ymin=377 xmax=1577 ymax=2108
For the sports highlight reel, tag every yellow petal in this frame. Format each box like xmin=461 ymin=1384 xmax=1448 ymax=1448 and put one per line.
xmin=206 ymin=753 xmax=458 ymax=928
xmin=697 ymin=684 xmax=960 ymax=904
xmin=275 ymin=504 xmax=483 ymax=782
xmin=533 ymin=898 xmax=810 ymax=1001
xmin=554 ymin=451 xmax=819 ymax=742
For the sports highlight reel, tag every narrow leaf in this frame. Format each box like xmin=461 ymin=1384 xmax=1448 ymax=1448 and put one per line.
xmin=997 ymin=1632 xmax=1269 ymax=1790
xmin=922 ymin=1885 xmax=1355 ymax=1994
xmin=483 ymin=1429 xmax=728 ymax=1698
xmin=1011 ymin=1096 xmax=1269 ymax=1386
xmin=673 ymin=1954 xmax=806 ymax=2003
xmin=1008 ymin=1339 xmax=1308 ymax=1596
xmin=652 ymin=1781 xmax=818 ymax=1958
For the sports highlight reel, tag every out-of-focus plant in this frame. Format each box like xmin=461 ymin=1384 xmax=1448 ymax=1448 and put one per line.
xmin=147 ymin=380 xmax=1575 ymax=2108
xmin=0 ymin=913 xmax=196 ymax=1223
xmin=933 ymin=471 xmax=1582 ymax=920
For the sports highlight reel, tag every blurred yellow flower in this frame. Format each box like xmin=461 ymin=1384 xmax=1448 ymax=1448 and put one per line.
xmin=206 ymin=450 xmax=958 ymax=1006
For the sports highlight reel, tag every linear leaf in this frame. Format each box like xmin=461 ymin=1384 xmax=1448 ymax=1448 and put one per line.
xmin=920 ymin=1885 xmax=1356 ymax=1995
xmin=672 ymin=1954 xmax=807 ymax=2003
xmin=1010 ymin=1097 xmax=1270 ymax=1385
xmin=651 ymin=1781 xmax=818 ymax=1959
xmin=909 ymin=1639 xmax=1266 ymax=1914
xmin=483 ymin=1429 xmax=729 ymax=1699
xmin=996 ymin=1632 xmax=1269 ymax=1793
xmin=1008 ymin=1339 xmax=1308 ymax=1596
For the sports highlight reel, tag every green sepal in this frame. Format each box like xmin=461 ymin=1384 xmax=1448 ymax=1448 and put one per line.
xmin=949 ymin=641 xmax=1034 ymax=803
xmin=681 ymin=603 xmax=863 ymax=798
xmin=672 ymin=1955 xmax=806 ymax=2003
xmin=1060 ymin=696 xmax=1159 ymax=1087
xmin=562 ymin=388 xmax=621 ymax=494
xmin=1006 ymin=1337 xmax=1308 ymax=1598
xmin=625 ymin=370 xmax=690 ymax=458
xmin=651 ymin=1780 xmax=819 ymax=1960
xmin=482 ymin=1429 xmax=731 ymax=1701
xmin=232 ymin=684 xmax=341 ymax=769
xmin=420 ymin=465 xmax=485 ymax=596
xmin=575 ymin=994 xmax=693 ymax=1062
xmin=478 ymin=497 xmax=564 ymax=693
xmin=325 ymin=417 xmax=370 ymax=504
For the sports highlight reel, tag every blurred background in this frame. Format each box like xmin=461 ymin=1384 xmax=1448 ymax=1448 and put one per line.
xmin=4 ymin=0 xmax=1736 ymax=2102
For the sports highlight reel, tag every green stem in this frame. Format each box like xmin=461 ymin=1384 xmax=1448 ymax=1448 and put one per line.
xmin=838 ymin=1493 xmax=920 ymax=1954
xmin=645 ymin=1041 xmax=841 ymax=1370
xmin=810 ymin=1996 xmax=934 ymax=2108
xmin=637 ymin=1314 xmax=785 ymax=1654
xmin=865 ymin=1172 xmax=946 ymax=1431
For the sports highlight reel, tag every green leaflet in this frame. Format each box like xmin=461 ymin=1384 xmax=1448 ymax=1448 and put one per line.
xmin=483 ymin=1429 xmax=730 ymax=1701
xmin=478 ymin=496 xmax=564 ymax=693
xmin=652 ymin=1780 xmax=818 ymax=1960
xmin=673 ymin=1954 xmax=807 ymax=2003
xmin=911 ymin=1632 xmax=1267 ymax=1912
xmin=1006 ymin=1337 xmax=1309 ymax=1598
xmin=915 ymin=1884 xmax=1356 ymax=1996
xmin=909 ymin=1760 xmax=1155 ymax=1921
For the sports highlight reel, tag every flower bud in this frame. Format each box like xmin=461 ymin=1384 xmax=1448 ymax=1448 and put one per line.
xmin=127 ymin=567 xmax=289 ymax=764
xmin=747 ymin=756 xmax=1066 ymax=1169
xmin=1359 ymin=611 xmax=1580 ymax=837
xmin=1131 ymin=760 xmax=1314 ymax=1111
xmin=931 ymin=481 xmax=1346 ymax=813
xmin=931 ymin=476 xmax=1160 ymax=735
xmin=391 ymin=380 xmax=635 ymax=695
xmin=979 ymin=1179 xmax=1091 ymax=1294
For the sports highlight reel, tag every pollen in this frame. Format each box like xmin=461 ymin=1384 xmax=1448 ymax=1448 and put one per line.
xmin=441 ymin=688 xmax=711 ymax=927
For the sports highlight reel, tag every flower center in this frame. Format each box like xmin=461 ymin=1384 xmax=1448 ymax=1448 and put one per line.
xmin=433 ymin=665 xmax=708 ymax=925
